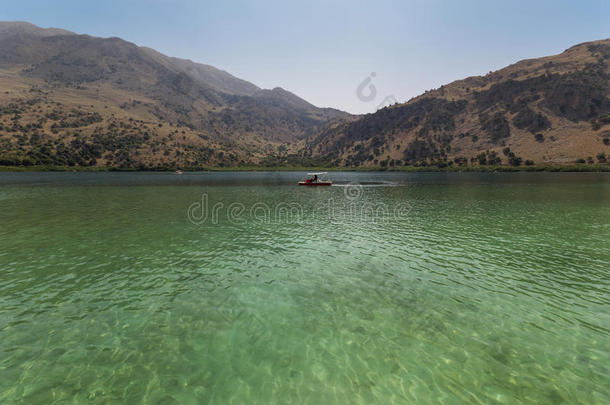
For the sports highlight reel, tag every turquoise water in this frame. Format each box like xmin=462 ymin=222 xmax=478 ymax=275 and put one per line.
xmin=0 ymin=172 xmax=609 ymax=404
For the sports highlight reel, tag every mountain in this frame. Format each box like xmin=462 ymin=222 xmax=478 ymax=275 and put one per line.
xmin=0 ymin=22 xmax=350 ymax=168
xmin=307 ymin=39 xmax=610 ymax=167
xmin=0 ymin=22 xmax=608 ymax=169
xmin=140 ymin=47 xmax=261 ymax=96
xmin=0 ymin=21 xmax=74 ymax=37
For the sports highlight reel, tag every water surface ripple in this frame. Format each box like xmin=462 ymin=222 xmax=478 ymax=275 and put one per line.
xmin=0 ymin=172 xmax=608 ymax=404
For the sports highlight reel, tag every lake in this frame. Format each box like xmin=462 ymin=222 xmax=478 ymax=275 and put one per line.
xmin=0 ymin=172 xmax=608 ymax=404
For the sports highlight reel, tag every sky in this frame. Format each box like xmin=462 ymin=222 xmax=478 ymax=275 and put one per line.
xmin=2 ymin=0 xmax=609 ymax=114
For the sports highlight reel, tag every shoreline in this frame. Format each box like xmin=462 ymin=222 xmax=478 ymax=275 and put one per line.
xmin=1 ymin=164 xmax=610 ymax=173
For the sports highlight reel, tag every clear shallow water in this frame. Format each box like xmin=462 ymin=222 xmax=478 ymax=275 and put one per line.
xmin=0 ymin=172 xmax=609 ymax=404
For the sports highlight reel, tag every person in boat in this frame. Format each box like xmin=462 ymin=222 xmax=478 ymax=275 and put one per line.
xmin=312 ymin=174 xmax=318 ymax=182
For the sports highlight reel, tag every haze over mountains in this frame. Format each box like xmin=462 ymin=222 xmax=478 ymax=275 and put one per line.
xmin=0 ymin=22 xmax=608 ymax=168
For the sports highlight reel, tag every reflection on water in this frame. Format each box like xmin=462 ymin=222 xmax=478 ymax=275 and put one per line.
xmin=0 ymin=172 xmax=609 ymax=404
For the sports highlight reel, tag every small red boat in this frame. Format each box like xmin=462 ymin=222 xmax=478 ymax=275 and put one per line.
xmin=298 ymin=172 xmax=332 ymax=186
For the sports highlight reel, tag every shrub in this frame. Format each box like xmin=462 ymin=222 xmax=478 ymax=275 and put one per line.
xmin=454 ymin=156 xmax=468 ymax=166
xmin=525 ymin=160 xmax=535 ymax=166
xmin=513 ymin=107 xmax=551 ymax=133
xmin=591 ymin=120 xmax=601 ymax=130
xmin=403 ymin=139 xmax=432 ymax=163
xmin=576 ymin=158 xmax=586 ymax=164
xmin=534 ymin=133 xmax=544 ymax=142
xmin=508 ymin=155 xmax=522 ymax=166
xmin=480 ymin=112 xmax=510 ymax=142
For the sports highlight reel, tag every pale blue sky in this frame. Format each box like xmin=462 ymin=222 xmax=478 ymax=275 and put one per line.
xmin=2 ymin=0 xmax=608 ymax=113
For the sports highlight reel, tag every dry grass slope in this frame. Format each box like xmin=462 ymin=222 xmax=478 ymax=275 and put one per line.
xmin=308 ymin=39 xmax=610 ymax=168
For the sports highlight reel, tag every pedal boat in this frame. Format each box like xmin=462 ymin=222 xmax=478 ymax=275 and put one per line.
xmin=298 ymin=172 xmax=332 ymax=186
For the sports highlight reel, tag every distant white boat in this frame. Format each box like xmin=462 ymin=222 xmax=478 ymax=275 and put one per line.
xmin=175 ymin=170 xmax=183 ymax=175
